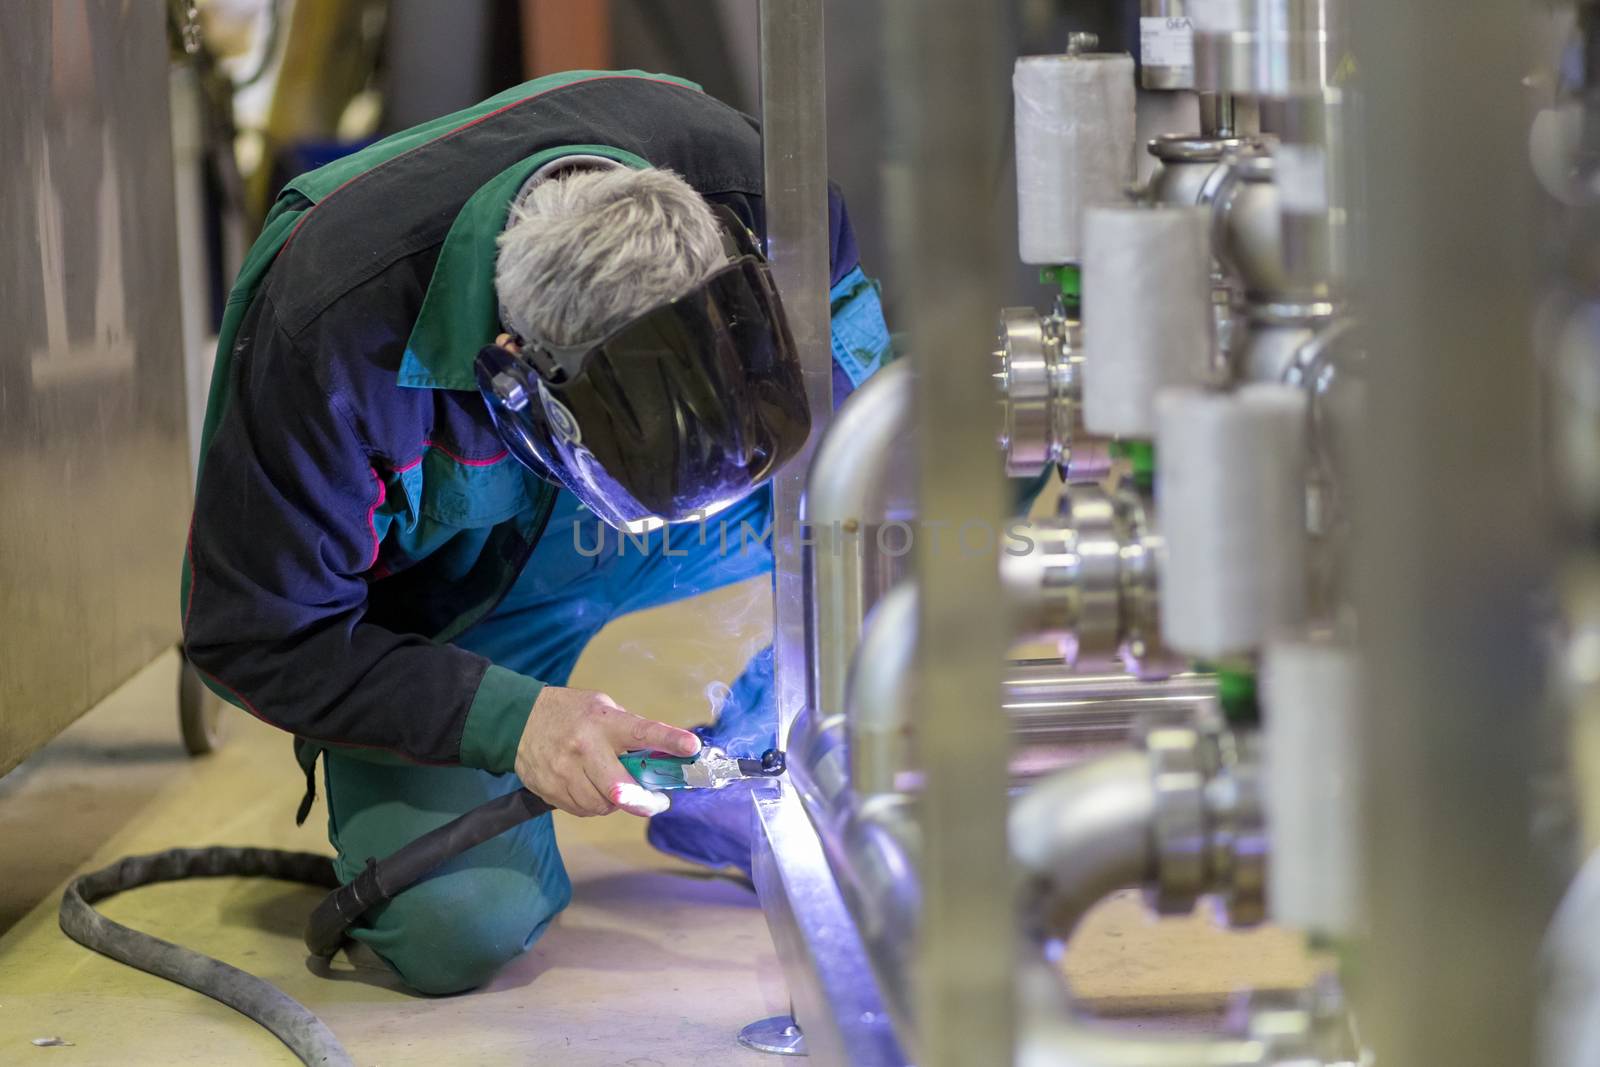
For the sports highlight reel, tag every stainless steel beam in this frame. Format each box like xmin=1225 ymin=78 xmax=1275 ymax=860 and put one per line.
xmin=759 ymin=0 xmax=832 ymax=749
xmin=885 ymin=0 xmax=1013 ymax=1062
xmin=1350 ymin=2 xmax=1556 ymax=1064
xmin=751 ymin=789 xmax=908 ymax=1067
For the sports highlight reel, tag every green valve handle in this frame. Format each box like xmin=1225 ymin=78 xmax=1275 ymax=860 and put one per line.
xmin=1039 ymin=264 xmax=1081 ymax=307
xmin=1111 ymin=439 xmax=1156 ymax=491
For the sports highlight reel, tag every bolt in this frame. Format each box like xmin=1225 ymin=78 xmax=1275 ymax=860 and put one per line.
xmin=1067 ymin=31 xmax=1100 ymax=55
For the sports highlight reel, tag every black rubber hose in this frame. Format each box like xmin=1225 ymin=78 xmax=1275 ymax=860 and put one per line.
xmin=303 ymin=787 xmax=553 ymax=957
xmin=59 ymin=789 xmax=554 ymax=1067
xmin=58 ymin=846 xmax=349 ymax=1067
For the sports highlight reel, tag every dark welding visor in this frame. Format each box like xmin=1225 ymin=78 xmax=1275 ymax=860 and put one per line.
xmin=476 ymin=209 xmax=809 ymax=529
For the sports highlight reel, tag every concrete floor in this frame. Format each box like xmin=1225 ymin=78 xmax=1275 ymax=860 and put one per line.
xmin=0 ymin=579 xmax=1319 ymax=1065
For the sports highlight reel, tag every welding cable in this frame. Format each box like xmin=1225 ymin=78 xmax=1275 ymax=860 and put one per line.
xmin=58 ymin=846 xmax=347 ymax=1066
xmin=59 ymin=789 xmax=553 ymax=1067
xmin=302 ymin=787 xmax=553 ymax=956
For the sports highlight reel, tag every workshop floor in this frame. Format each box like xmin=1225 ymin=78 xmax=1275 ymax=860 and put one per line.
xmin=0 ymin=579 xmax=1319 ymax=1065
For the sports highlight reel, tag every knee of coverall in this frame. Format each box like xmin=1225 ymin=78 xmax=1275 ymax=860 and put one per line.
xmin=351 ymin=813 xmax=574 ymax=996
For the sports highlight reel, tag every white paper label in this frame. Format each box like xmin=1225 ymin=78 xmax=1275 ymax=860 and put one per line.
xmin=1140 ymin=16 xmax=1195 ymax=70
xmin=1186 ymin=0 xmax=1247 ymax=33
xmin=1275 ymin=144 xmax=1330 ymax=214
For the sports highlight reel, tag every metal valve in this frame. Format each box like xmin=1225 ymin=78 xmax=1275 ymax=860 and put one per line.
xmin=993 ymin=307 xmax=1111 ymax=482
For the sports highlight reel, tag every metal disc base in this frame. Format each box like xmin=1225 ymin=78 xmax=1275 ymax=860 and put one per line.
xmin=737 ymin=1016 xmax=808 ymax=1056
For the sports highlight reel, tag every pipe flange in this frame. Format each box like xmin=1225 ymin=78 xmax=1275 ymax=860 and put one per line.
xmin=1000 ymin=515 xmax=1081 ymax=644
xmin=1003 ymin=484 xmax=1184 ymax=674
xmin=996 ymin=308 xmax=1053 ymax=477
xmin=1206 ymin=731 xmax=1268 ymax=928
xmin=995 ymin=308 xmax=1110 ymax=482
xmin=1149 ymin=134 xmax=1261 ymax=167
xmin=1058 ymin=485 xmax=1124 ymax=665
xmin=1108 ymin=485 xmax=1185 ymax=679
xmin=1143 ymin=726 xmax=1211 ymax=915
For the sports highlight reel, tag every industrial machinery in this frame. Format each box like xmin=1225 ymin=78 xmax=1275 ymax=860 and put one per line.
xmin=743 ymin=1 xmax=1590 ymax=1066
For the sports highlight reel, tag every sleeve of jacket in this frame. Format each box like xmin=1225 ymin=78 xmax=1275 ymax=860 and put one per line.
xmin=826 ymin=182 xmax=892 ymax=405
xmin=182 ymin=293 xmax=539 ymax=772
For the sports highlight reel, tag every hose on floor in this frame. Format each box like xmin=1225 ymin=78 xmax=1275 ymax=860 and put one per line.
xmin=58 ymin=789 xmax=554 ymax=1067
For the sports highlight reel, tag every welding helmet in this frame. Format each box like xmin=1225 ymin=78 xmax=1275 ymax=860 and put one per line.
xmin=475 ymin=205 xmax=810 ymax=530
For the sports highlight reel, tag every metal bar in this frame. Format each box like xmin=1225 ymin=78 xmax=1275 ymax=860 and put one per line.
xmin=751 ymin=790 xmax=908 ymax=1067
xmin=885 ymin=1 xmax=1013 ymax=1062
xmin=1350 ymin=3 xmax=1555 ymax=1065
xmin=759 ymin=0 xmax=832 ymax=750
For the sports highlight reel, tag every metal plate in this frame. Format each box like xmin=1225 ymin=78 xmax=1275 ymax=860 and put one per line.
xmin=0 ymin=2 xmax=190 ymax=774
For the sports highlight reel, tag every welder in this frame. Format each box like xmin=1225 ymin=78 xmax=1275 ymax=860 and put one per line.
xmin=181 ymin=69 xmax=889 ymax=995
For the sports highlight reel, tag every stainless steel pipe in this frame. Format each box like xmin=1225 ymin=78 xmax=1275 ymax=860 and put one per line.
xmin=1193 ymin=0 xmax=1341 ymax=99
xmin=848 ymin=583 xmax=919 ymax=799
xmin=1010 ymin=748 xmax=1158 ymax=938
xmin=1009 ymin=748 xmax=1292 ymax=1066
xmin=847 ymin=594 xmax=1218 ymax=798
xmin=1004 ymin=664 xmax=1215 ymax=746
xmin=818 ymin=743 xmax=1287 ymax=1067
xmin=760 ymin=0 xmax=833 ymax=750
xmin=803 ymin=357 xmax=913 ymax=742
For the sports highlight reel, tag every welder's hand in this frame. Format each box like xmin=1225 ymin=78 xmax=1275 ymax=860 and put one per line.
xmin=515 ymin=687 xmax=701 ymax=818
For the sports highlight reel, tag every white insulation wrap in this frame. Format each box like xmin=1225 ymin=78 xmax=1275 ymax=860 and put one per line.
xmin=1013 ymin=53 xmax=1136 ymax=265
xmin=1261 ymin=639 xmax=1361 ymax=935
xmin=1156 ymin=384 xmax=1308 ymax=657
xmin=1081 ymin=206 xmax=1212 ymax=436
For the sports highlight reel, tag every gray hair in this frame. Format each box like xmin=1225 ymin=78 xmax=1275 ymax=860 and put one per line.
xmin=495 ymin=167 xmax=727 ymax=348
